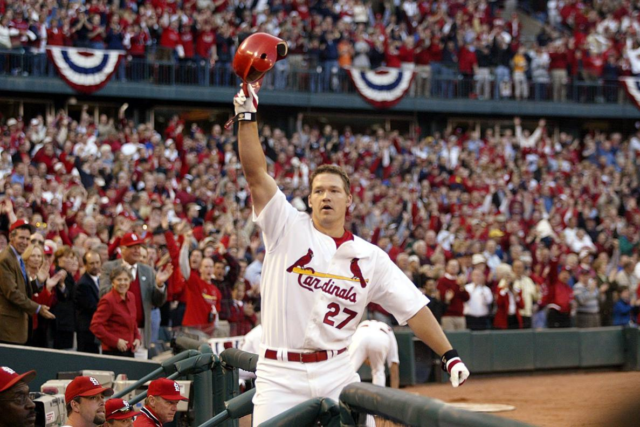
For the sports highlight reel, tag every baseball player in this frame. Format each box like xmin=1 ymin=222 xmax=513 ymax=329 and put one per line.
xmin=349 ymin=320 xmax=400 ymax=388
xmin=231 ymin=33 xmax=469 ymax=425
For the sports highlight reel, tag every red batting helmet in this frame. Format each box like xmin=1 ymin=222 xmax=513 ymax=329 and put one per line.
xmin=233 ymin=33 xmax=288 ymax=84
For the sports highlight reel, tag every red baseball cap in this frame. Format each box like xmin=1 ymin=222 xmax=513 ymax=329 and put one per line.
xmin=105 ymin=398 xmax=141 ymax=420
xmin=9 ymin=219 xmax=34 ymax=234
xmin=0 ymin=366 xmax=36 ymax=393
xmin=65 ymin=376 xmax=114 ymax=403
xmin=147 ymin=379 xmax=188 ymax=401
xmin=43 ymin=244 xmax=54 ymax=256
xmin=118 ymin=211 xmax=134 ymax=220
xmin=120 ymin=232 xmax=144 ymax=247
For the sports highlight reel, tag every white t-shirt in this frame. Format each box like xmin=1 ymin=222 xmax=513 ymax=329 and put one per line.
xmin=254 ymin=190 xmax=428 ymax=351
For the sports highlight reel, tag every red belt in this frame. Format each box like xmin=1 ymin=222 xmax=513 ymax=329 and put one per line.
xmin=264 ymin=348 xmax=347 ymax=363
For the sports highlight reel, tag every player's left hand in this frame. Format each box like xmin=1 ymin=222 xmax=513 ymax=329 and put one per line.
xmin=441 ymin=349 xmax=469 ymax=387
xmin=234 ymin=83 xmax=259 ymax=117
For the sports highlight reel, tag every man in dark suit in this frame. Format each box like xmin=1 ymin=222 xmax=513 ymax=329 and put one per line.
xmin=0 ymin=220 xmax=55 ymax=344
xmin=75 ymin=250 xmax=102 ymax=353
xmin=100 ymin=232 xmax=168 ymax=348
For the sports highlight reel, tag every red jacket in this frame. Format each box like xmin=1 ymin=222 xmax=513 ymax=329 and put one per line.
xmin=90 ymin=290 xmax=141 ymax=352
xmin=133 ymin=406 xmax=162 ymax=426
xmin=437 ymin=275 xmax=469 ymax=317
xmin=493 ymin=287 xmax=524 ymax=329
xmin=541 ymin=280 xmax=573 ymax=313
xmin=227 ymin=300 xmax=257 ymax=336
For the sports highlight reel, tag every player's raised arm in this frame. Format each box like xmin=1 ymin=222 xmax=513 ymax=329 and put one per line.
xmin=234 ymin=86 xmax=278 ymax=216
xmin=228 ymin=33 xmax=287 ymax=217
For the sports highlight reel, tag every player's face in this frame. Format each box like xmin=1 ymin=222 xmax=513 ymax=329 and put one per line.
xmin=309 ymin=173 xmax=352 ymax=227
xmin=150 ymin=396 xmax=179 ymax=423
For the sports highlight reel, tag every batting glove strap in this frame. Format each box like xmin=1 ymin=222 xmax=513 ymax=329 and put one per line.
xmin=235 ymin=112 xmax=257 ymax=122
xmin=441 ymin=349 xmax=460 ymax=372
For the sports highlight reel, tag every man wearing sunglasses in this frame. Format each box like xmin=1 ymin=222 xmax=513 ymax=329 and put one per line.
xmin=134 ymin=378 xmax=188 ymax=426
xmin=104 ymin=398 xmax=141 ymax=427
xmin=0 ymin=366 xmax=37 ymax=427
xmin=63 ymin=376 xmax=114 ymax=427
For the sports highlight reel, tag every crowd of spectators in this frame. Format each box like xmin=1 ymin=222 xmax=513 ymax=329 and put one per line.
xmin=2 ymin=0 xmax=637 ymax=101
xmin=0 ymin=102 xmax=640 ymax=357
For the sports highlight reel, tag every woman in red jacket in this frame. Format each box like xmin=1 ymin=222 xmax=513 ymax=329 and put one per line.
xmin=91 ymin=266 xmax=141 ymax=357
xmin=493 ymin=273 xmax=524 ymax=329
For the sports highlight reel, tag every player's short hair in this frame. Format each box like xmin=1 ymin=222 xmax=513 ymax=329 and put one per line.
xmin=309 ymin=164 xmax=350 ymax=195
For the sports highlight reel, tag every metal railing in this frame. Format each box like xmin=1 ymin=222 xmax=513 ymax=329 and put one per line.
xmin=0 ymin=49 xmax=629 ymax=105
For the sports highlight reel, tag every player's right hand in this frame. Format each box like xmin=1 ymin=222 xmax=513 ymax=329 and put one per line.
xmin=448 ymin=359 xmax=470 ymax=387
xmin=234 ymin=84 xmax=259 ymax=117
xmin=441 ymin=349 xmax=469 ymax=387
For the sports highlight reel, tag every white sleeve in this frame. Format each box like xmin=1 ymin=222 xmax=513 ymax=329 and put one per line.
xmin=252 ymin=189 xmax=302 ymax=252
xmin=368 ymin=249 xmax=429 ymax=326
xmin=386 ymin=329 xmax=400 ymax=367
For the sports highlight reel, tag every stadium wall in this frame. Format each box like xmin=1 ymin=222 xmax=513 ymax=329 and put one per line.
xmin=2 ymin=76 xmax=640 ymax=120
xmin=359 ymin=327 xmax=638 ymax=386
xmin=4 ymin=328 xmax=638 ymax=391
xmin=0 ymin=343 xmax=160 ymax=390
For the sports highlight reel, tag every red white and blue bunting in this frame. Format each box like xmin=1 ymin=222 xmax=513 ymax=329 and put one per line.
xmin=47 ymin=47 xmax=124 ymax=94
xmin=621 ymin=77 xmax=640 ymax=110
xmin=347 ymin=67 xmax=414 ymax=109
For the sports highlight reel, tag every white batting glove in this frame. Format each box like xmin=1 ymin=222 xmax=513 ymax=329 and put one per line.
xmin=233 ymin=84 xmax=259 ymax=120
xmin=441 ymin=349 xmax=470 ymax=387
xmin=225 ymin=84 xmax=259 ymax=130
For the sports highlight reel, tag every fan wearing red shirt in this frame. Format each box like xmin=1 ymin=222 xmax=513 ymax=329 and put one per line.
xmin=195 ymin=21 xmax=216 ymax=62
xmin=157 ymin=19 xmax=181 ymax=61
xmin=437 ymin=259 xmax=470 ymax=331
xmin=179 ymin=25 xmax=194 ymax=60
xmin=47 ymin=18 xmax=65 ymax=46
xmin=179 ymin=238 xmax=222 ymax=335
xmin=549 ymin=44 xmax=569 ymax=101
xmin=226 ymin=282 xmax=257 ymax=336
xmin=541 ymin=267 xmax=574 ymax=328
xmin=458 ymin=41 xmax=477 ymax=97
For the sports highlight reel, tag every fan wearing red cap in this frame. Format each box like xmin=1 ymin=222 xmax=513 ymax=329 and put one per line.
xmin=0 ymin=219 xmax=55 ymax=344
xmin=134 ymin=378 xmax=187 ymax=426
xmin=105 ymin=398 xmax=141 ymax=427
xmin=63 ymin=376 xmax=114 ymax=427
xmin=99 ymin=232 xmax=168 ymax=349
xmin=0 ymin=366 xmax=37 ymax=427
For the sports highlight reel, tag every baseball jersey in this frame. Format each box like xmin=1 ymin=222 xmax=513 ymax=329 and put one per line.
xmin=254 ymin=189 xmax=428 ymax=351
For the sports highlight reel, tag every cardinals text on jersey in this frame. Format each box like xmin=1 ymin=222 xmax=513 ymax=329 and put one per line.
xmin=254 ymin=189 xmax=428 ymax=352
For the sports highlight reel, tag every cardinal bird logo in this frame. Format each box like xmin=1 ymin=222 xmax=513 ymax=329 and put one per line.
xmin=287 ymin=249 xmax=314 ymax=273
xmin=350 ymin=258 xmax=367 ymax=288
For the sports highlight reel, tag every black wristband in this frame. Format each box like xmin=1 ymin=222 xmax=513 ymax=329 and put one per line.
xmin=441 ymin=349 xmax=460 ymax=372
xmin=235 ymin=112 xmax=257 ymax=122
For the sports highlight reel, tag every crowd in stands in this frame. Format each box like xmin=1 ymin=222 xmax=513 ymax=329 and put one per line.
xmin=1 ymin=0 xmax=638 ymax=100
xmin=0 ymin=103 xmax=639 ymax=358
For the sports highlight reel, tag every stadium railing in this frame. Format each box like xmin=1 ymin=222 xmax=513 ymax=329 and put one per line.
xmin=0 ymin=49 xmax=626 ymax=105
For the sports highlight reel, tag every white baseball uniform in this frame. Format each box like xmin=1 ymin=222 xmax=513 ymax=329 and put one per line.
xmin=252 ymin=189 xmax=428 ymax=424
xmin=349 ymin=320 xmax=399 ymax=387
